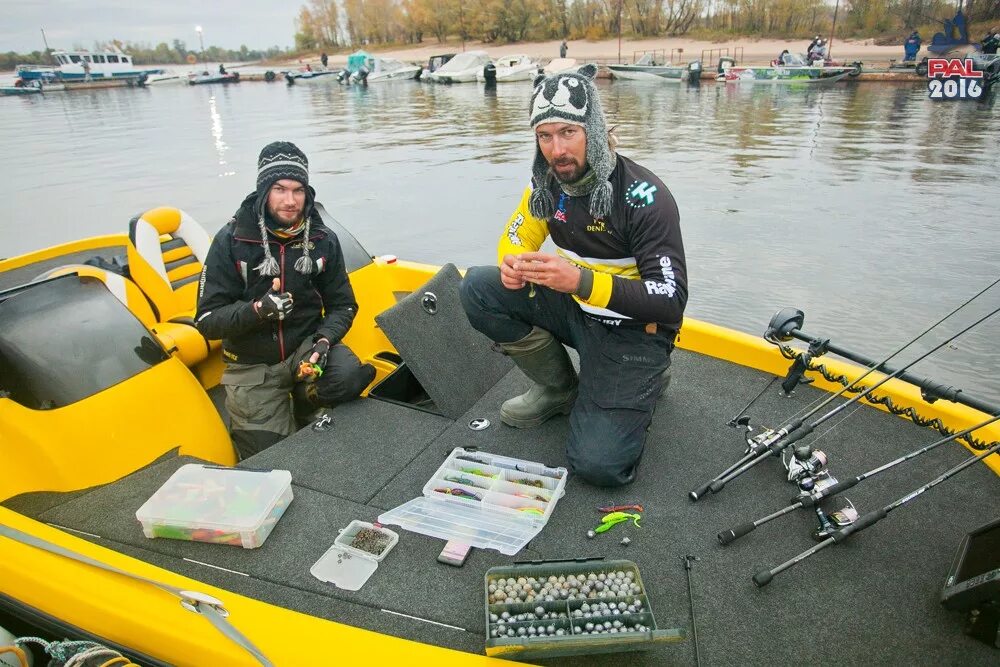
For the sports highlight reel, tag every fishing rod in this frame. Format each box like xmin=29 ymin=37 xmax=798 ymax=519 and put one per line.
xmin=752 ymin=440 xmax=1000 ymax=588
xmin=688 ymin=278 xmax=1000 ymax=502
xmin=718 ymin=412 xmax=1000 ymax=546
xmin=704 ymin=304 xmax=1000 ymax=496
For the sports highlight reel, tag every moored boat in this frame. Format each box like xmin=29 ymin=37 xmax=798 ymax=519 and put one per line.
xmin=722 ymin=52 xmax=862 ymax=84
xmin=0 ymin=206 xmax=997 ymax=665
xmin=608 ymin=53 xmax=699 ymax=82
xmin=427 ymin=51 xmax=492 ymax=83
xmin=477 ymin=55 xmax=541 ymax=83
xmin=188 ymin=71 xmax=241 ymax=85
xmin=15 ymin=48 xmax=164 ymax=83
xmin=284 ymin=68 xmax=338 ymax=85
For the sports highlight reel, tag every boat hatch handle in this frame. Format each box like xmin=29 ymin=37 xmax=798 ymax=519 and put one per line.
xmin=422 ymin=291 xmax=438 ymax=315
xmin=0 ymin=524 xmax=273 ymax=667
xmin=180 ymin=590 xmax=228 ymax=616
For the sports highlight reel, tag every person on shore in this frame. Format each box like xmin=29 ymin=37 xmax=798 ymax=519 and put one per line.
xmin=196 ymin=141 xmax=375 ymax=459
xmin=903 ymin=31 xmax=922 ymax=61
xmin=459 ymin=66 xmax=688 ymax=487
xmin=560 ymin=40 xmax=568 ymax=59
xmin=983 ymin=28 xmax=1000 ymax=55
xmin=321 ymin=52 xmax=329 ymax=69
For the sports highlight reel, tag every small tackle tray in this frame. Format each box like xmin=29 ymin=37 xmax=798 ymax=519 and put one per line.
xmin=378 ymin=448 xmax=568 ymax=555
xmin=135 ymin=464 xmax=293 ymax=549
xmin=484 ymin=558 xmax=684 ymax=660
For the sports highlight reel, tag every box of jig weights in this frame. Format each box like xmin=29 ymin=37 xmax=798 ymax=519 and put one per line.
xmin=484 ymin=558 xmax=684 ymax=660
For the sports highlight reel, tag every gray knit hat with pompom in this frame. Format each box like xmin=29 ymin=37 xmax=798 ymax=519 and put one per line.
xmin=528 ymin=64 xmax=614 ymax=221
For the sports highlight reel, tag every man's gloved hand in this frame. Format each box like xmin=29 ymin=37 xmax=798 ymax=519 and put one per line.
xmin=254 ymin=278 xmax=294 ymax=321
xmin=308 ymin=337 xmax=330 ymax=367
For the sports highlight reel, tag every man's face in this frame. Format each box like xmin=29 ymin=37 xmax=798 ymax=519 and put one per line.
xmin=535 ymin=122 xmax=587 ymax=183
xmin=266 ymin=179 xmax=307 ymax=226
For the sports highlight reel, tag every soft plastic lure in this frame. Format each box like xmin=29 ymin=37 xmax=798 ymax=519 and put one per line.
xmin=594 ymin=511 xmax=642 ymax=533
xmin=599 ymin=504 xmax=645 ymax=513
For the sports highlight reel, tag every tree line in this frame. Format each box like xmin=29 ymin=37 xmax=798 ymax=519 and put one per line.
xmin=294 ymin=0 xmax=1000 ymax=49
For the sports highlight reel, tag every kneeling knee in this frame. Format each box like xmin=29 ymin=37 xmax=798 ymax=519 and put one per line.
xmin=459 ymin=265 xmax=500 ymax=311
xmin=569 ymin=456 xmax=634 ymax=488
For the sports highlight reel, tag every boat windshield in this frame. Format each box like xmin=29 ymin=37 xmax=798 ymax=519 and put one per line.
xmin=0 ymin=275 xmax=168 ymax=409
xmin=782 ymin=53 xmax=809 ymax=66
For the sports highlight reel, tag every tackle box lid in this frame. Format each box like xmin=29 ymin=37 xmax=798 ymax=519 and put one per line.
xmin=377 ymin=448 xmax=568 ymax=555
xmin=135 ymin=464 xmax=292 ymax=532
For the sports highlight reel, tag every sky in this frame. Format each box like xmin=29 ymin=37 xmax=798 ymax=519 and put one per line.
xmin=2 ymin=1 xmax=300 ymax=53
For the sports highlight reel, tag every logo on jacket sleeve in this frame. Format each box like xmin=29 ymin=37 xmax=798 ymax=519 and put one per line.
xmin=626 ymin=180 xmax=658 ymax=208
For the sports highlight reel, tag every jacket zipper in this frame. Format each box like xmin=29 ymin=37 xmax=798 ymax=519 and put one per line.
xmin=278 ymin=243 xmax=286 ymax=361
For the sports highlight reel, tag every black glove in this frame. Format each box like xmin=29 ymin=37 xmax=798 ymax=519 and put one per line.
xmin=255 ymin=287 xmax=294 ymax=321
xmin=308 ymin=338 xmax=330 ymax=368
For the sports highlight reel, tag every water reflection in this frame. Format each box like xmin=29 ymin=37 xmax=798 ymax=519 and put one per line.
xmin=2 ymin=77 xmax=998 ymax=400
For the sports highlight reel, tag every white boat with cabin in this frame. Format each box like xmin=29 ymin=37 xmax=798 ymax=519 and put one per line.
xmin=15 ymin=49 xmax=164 ymax=83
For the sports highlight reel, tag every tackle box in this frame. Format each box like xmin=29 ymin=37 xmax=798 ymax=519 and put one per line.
xmin=135 ymin=464 xmax=293 ymax=549
xmin=484 ymin=559 xmax=684 ymax=660
xmin=378 ymin=448 xmax=568 ymax=555
xmin=310 ymin=520 xmax=400 ymax=591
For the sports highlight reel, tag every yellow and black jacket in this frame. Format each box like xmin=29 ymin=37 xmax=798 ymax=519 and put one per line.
xmin=499 ymin=154 xmax=687 ymax=330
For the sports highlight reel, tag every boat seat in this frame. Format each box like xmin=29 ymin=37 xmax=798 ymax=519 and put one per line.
xmin=126 ymin=207 xmax=211 ymax=324
xmin=35 ymin=264 xmax=211 ymax=368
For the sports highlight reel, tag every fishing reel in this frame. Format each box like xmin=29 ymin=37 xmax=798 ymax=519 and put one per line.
xmin=782 ymin=444 xmax=859 ymax=539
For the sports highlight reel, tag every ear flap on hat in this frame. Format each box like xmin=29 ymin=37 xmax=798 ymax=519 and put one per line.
xmin=532 ymin=72 xmax=546 ymax=87
xmin=576 ymin=63 xmax=598 ymax=80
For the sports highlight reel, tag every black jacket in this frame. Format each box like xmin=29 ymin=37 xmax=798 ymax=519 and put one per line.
xmin=196 ymin=192 xmax=358 ymax=366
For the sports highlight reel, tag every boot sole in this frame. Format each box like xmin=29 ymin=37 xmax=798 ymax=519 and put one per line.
xmin=500 ymin=394 xmax=577 ymax=429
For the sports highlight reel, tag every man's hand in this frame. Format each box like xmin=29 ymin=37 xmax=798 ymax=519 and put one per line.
xmin=500 ymin=254 xmax=527 ymax=290
xmin=254 ymin=278 xmax=294 ymax=321
xmin=308 ymin=337 xmax=330 ymax=366
xmin=513 ymin=252 xmax=581 ymax=294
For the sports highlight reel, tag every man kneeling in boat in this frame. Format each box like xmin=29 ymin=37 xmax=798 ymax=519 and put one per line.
xmin=460 ymin=66 xmax=687 ymax=487
xmin=196 ymin=141 xmax=375 ymax=459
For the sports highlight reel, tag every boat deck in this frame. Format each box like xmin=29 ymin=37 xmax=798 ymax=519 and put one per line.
xmin=5 ymin=346 xmax=998 ymax=665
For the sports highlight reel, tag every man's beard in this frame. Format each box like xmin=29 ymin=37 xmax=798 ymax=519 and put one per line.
xmin=268 ymin=204 xmax=303 ymax=226
xmin=550 ymin=158 xmax=585 ymax=183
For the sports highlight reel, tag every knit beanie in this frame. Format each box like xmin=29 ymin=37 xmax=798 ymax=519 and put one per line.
xmin=528 ymin=64 xmax=614 ymax=221
xmin=253 ymin=141 xmax=316 ymax=276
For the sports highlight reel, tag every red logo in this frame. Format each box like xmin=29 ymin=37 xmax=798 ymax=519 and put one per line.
xmin=553 ymin=209 xmax=567 ymax=223
xmin=927 ymin=59 xmax=983 ymax=78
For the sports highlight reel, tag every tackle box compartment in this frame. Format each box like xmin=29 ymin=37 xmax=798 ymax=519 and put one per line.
xmin=378 ymin=448 xmax=568 ymax=555
xmin=484 ymin=559 xmax=684 ymax=660
xmin=135 ymin=464 xmax=293 ymax=549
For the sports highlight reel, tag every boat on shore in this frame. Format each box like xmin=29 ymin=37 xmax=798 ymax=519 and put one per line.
xmin=722 ymin=52 xmax=862 ymax=84
xmin=15 ymin=49 xmax=164 ymax=84
xmin=284 ymin=68 xmax=338 ymax=85
xmin=0 ymin=206 xmax=997 ymax=665
xmin=608 ymin=53 xmax=700 ymax=82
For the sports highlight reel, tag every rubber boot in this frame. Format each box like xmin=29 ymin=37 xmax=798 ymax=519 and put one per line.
xmin=500 ymin=327 xmax=578 ymax=428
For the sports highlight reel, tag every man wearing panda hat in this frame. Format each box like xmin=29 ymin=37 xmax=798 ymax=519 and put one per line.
xmin=460 ymin=66 xmax=688 ymax=487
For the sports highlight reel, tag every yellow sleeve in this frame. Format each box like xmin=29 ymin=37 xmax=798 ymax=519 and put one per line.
xmin=497 ymin=186 xmax=550 ymax=265
xmin=580 ymin=271 xmax=614 ymax=309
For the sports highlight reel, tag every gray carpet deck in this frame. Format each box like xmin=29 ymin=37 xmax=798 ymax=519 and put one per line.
xmin=6 ymin=349 xmax=1000 ymax=666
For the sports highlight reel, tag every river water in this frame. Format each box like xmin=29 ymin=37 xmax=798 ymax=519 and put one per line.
xmin=2 ymin=77 xmax=999 ymax=403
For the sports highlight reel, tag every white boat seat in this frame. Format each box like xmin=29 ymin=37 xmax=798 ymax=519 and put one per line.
xmin=126 ymin=207 xmax=211 ymax=324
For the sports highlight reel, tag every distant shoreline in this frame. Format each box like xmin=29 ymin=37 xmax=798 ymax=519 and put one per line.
xmin=278 ymin=36 xmax=912 ymax=68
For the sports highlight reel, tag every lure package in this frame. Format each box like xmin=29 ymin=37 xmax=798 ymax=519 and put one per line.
xmin=136 ymin=464 xmax=293 ymax=548
xmin=378 ymin=448 xmax=568 ymax=555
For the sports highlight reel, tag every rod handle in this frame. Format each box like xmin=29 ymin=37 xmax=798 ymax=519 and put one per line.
xmin=752 ymin=569 xmax=773 ymax=588
xmin=718 ymin=522 xmax=755 ymax=546
xmin=708 ymin=479 xmax=726 ymax=494
xmin=831 ymin=507 xmax=888 ymax=542
xmin=689 ymin=482 xmax=712 ymax=502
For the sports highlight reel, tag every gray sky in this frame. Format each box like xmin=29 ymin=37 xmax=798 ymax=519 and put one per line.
xmin=2 ymin=1 xmax=299 ymax=53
